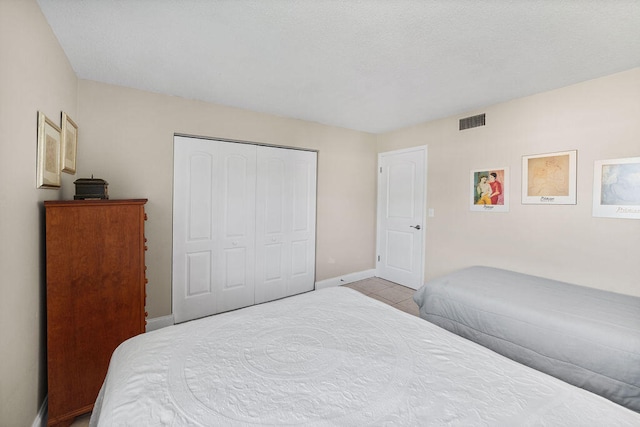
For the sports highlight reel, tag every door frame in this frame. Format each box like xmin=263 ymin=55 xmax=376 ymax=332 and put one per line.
xmin=375 ymin=146 xmax=428 ymax=289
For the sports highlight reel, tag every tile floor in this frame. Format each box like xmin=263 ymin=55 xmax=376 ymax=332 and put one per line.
xmin=68 ymin=277 xmax=418 ymax=426
xmin=70 ymin=412 xmax=91 ymax=426
xmin=342 ymin=276 xmax=420 ymax=316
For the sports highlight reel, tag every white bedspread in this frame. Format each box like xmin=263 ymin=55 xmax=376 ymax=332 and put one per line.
xmin=91 ymin=287 xmax=640 ymax=426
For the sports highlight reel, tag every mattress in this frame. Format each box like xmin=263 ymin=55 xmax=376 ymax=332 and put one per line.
xmin=91 ymin=286 xmax=640 ymax=426
xmin=413 ymin=266 xmax=640 ymax=412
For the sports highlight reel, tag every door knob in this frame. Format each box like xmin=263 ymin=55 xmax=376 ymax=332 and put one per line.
xmin=410 ymin=225 xmax=421 ymax=230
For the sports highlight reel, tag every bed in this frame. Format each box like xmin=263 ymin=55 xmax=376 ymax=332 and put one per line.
xmin=91 ymin=286 xmax=640 ymax=426
xmin=413 ymin=266 xmax=640 ymax=413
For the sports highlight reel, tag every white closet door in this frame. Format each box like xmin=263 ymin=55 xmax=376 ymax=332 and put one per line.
xmin=173 ymin=137 xmax=256 ymax=323
xmin=255 ymin=146 xmax=317 ymax=304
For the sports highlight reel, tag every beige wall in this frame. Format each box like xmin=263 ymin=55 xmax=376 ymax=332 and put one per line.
xmin=3 ymin=2 xmax=639 ymax=425
xmin=76 ymin=81 xmax=378 ymax=318
xmin=377 ymin=68 xmax=640 ymax=297
xmin=0 ymin=0 xmax=78 ymax=425
xmin=2 ymin=3 xmax=377 ymax=423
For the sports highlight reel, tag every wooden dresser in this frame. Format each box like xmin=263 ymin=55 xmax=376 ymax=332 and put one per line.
xmin=44 ymin=199 xmax=148 ymax=427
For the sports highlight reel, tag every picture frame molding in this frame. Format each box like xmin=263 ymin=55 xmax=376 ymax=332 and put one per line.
xmin=60 ymin=112 xmax=78 ymax=174
xmin=522 ymin=150 xmax=577 ymax=205
xmin=592 ymin=156 xmax=640 ymax=219
xmin=37 ymin=111 xmax=62 ymax=189
xmin=470 ymin=167 xmax=509 ymax=212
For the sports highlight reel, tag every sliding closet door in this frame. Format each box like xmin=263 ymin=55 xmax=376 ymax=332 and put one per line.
xmin=173 ymin=136 xmax=256 ymax=323
xmin=173 ymin=136 xmax=317 ymax=323
xmin=255 ymin=146 xmax=317 ymax=304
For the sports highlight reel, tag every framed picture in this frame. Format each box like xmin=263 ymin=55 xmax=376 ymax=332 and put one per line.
xmin=61 ymin=112 xmax=78 ymax=174
xmin=470 ymin=167 xmax=509 ymax=212
xmin=37 ymin=111 xmax=62 ymax=188
xmin=522 ymin=150 xmax=577 ymax=204
xmin=592 ymin=156 xmax=640 ymax=219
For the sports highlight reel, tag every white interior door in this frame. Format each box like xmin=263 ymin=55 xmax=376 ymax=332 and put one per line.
xmin=376 ymin=146 xmax=427 ymax=289
xmin=255 ymin=146 xmax=317 ymax=304
xmin=173 ymin=136 xmax=256 ymax=323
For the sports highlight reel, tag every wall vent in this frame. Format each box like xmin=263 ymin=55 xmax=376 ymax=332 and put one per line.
xmin=459 ymin=113 xmax=485 ymax=130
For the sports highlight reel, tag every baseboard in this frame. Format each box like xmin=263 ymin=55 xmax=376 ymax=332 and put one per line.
xmin=32 ymin=396 xmax=47 ymax=427
xmin=146 ymin=274 xmax=376 ymax=330
xmin=315 ymin=269 xmax=376 ymax=290
xmin=146 ymin=314 xmax=175 ymax=332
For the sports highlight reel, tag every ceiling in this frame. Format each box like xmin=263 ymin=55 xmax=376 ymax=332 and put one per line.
xmin=37 ymin=1 xmax=640 ymax=134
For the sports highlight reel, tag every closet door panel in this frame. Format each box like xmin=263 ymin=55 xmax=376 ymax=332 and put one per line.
xmin=183 ymin=153 xmax=214 ymax=300
xmin=264 ymin=158 xmax=285 ymax=234
xmin=291 ymin=240 xmax=309 ymax=276
xmin=188 ymin=153 xmax=213 ymax=240
xmin=264 ymin=244 xmax=284 ymax=279
xmin=174 ymin=136 xmax=316 ymax=321
xmin=223 ymin=154 xmax=253 ymax=237
xmin=255 ymin=150 xmax=288 ymax=302
xmin=187 ymin=252 xmax=212 ymax=296
xmin=292 ymin=160 xmax=313 ymax=232
xmin=256 ymin=146 xmax=316 ymax=303
xmin=215 ymin=143 xmax=256 ymax=314
xmin=173 ymin=137 xmax=256 ymax=322
xmin=173 ymin=138 xmax=217 ymax=323
xmin=288 ymin=151 xmax=317 ymax=295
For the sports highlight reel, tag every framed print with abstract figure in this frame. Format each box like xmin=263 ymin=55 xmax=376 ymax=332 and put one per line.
xmin=61 ymin=112 xmax=78 ymax=174
xmin=593 ymin=157 xmax=640 ymax=219
xmin=470 ymin=167 xmax=509 ymax=212
xmin=37 ymin=111 xmax=61 ymax=188
xmin=522 ymin=150 xmax=576 ymax=204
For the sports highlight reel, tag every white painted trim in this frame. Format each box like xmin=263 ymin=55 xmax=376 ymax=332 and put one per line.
xmin=315 ymin=269 xmax=376 ymax=290
xmin=145 ymin=314 xmax=175 ymax=332
xmin=32 ymin=396 xmax=47 ymax=427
